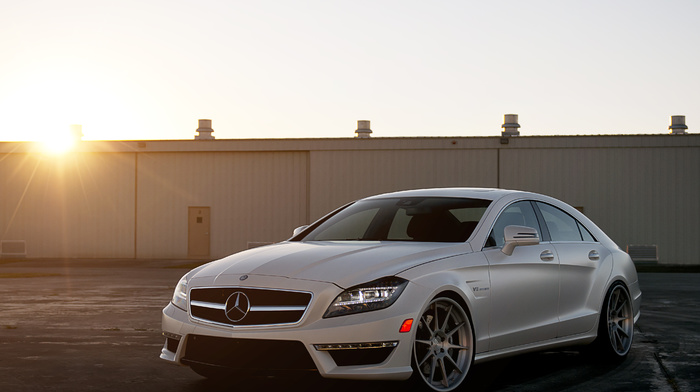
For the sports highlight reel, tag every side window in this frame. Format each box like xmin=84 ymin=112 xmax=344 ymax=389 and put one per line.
xmin=578 ymin=221 xmax=597 ymax=242
xmin=486 ymin=201 xmax=540 ymax=248
xmin=536 ymin=202 xmax=594 ymax=242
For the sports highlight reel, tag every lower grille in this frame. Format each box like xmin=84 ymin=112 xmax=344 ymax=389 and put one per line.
xmin=327 ymin=347 xmax=395 ymax=366
xmin=182 ymin=335 xmax=317 ymax=371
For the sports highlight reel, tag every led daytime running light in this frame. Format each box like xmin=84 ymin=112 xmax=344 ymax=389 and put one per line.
xmin=314 ymin=341 xmax=398 ymax=351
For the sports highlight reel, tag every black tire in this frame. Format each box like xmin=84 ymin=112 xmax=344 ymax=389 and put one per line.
xmin=594 ymin=282 xmax=634 ymax=359
xmin=411 ymin=297 xmax=474 ymax=391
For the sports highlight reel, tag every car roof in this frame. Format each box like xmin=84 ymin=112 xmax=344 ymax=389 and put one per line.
xmin=362 ymin=187 xmax=526 ymax=202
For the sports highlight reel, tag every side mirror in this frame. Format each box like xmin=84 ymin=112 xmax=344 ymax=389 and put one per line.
xmin=292 ymin=225 xmax=309 ymax=237
xmin=502 ymin=225 xmax=540 ymax=256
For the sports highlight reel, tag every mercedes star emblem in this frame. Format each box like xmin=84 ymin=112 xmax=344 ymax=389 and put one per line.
xmin=224 ymin=292 xmax=250 ymax=322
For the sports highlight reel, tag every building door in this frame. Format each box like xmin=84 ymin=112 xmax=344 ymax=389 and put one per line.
xmin=188 ymin=207 xmax=210 ymax=258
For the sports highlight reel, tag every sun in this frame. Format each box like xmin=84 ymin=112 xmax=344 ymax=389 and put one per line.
xmin=38 ymin=125 xmax=81 ymax=155
xmin=42 ymin=134 xmax=76 ymax=155
xmin=1 ymin=63 xmax=133 ymax=146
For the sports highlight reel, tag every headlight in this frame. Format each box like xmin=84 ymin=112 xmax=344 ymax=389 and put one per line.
xmin=171 ymin=275 xmax=189 ymax=311
xmin=323 ymin=277 xmax=408 ymax=318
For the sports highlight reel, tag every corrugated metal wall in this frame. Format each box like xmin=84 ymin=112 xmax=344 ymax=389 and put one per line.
xmin=500 ymin=145 xmax=700 ymax=264
xmin=0 ymin=152 xmax=136 ymax=258
xmin=309 ymin=149 xmax=498 ymax=219
xmin=1 ymin=135 xmax=698 ymax=264
xmin=135 ymin=151 xmax=308 ymax=259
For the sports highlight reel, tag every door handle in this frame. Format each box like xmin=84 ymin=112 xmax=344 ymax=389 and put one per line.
xmin=588 ymin=250 xmax=600 ymax=261
xmin=540 ymin=250 xmax=555 ymax=262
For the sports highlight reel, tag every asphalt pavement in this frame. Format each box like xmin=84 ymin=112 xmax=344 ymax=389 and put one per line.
xmin=0 ymin=258 xmax=698 ymax=392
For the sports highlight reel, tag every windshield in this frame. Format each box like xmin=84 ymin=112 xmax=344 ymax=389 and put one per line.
xmin=297 ymin=197 xmax=491 ymax=242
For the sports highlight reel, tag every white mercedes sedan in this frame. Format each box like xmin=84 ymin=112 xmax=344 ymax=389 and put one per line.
xmin=160 ymin=188 xmax=641 ymax=391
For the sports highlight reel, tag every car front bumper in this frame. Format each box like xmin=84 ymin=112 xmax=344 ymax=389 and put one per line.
xmin=160 ymin=276 xmax=424 ymax=380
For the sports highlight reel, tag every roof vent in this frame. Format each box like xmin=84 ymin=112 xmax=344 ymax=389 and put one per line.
xmin=669 ymin=115 xmax=688 ymax=135
xmin=195 ymin=119 xmax=215 ymax=140
xmin=501 ymin=114 xmax=520 ymax=137
xmin=355 ymin=120 xmax=372 ymax=138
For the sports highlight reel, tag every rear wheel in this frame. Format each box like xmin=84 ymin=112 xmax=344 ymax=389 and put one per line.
xmin=412 ymin=297 xmax=474 ymax=391
xmin=596 ymin=282 xmax=634 ymax=358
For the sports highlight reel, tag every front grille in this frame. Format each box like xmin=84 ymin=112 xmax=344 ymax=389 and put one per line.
xmin=182 ymin=335 xmax=317 ymax=371
xmin=189 ymin=287 xmax=312 ymax=327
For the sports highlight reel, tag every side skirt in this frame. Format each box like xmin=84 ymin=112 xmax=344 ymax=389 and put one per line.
xmin=474 ymin=333 xmax=597 ymax=364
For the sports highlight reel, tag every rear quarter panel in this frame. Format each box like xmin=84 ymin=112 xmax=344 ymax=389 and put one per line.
xmin=610 ymin=248 xmax=642 ymax=323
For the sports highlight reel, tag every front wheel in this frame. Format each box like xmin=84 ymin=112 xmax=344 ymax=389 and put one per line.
xmin=412 ymin=297 xmax=474 ymax=391
xmin=596 ymin=282 xmax=634 ymax=358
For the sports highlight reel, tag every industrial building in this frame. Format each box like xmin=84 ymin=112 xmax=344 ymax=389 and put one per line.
xmin=1 ymin=116 xmax=698 ymax=265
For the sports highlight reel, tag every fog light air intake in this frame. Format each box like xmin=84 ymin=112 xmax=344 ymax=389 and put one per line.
xmin=314 ymin=341 xmax=398 ymax=366
xmin=162 ymin=331 xmax=182 ymax=353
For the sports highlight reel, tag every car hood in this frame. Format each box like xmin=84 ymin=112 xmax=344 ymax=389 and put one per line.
xmin=193 ymin=241 xmax=471 ymax=288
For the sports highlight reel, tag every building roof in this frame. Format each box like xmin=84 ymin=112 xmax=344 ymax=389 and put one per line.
xmin=1 ymin=133 xmax=698 ymax=154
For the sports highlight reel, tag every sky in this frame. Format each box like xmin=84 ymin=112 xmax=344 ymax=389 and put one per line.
xmin=1 ymin=0 xmax=699 ymax=142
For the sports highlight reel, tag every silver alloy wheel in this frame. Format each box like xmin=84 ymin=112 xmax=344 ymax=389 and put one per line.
xmin=413 ymin=297 xmax=473 ymax=391
xmin=606 ymin=284 xmax=634 ymax=356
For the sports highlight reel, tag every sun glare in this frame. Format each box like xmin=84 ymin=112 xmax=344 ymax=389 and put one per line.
xmin=2 ymin=64 xmax=135 ymax=145
xmin=39 ymin=125 xmax=81 ymax=155
xmin=42 ymin=134 xmax=76 ymax=155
